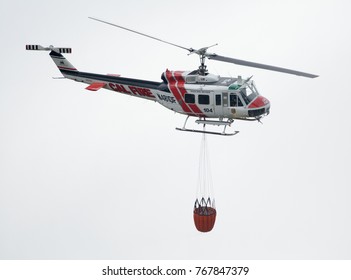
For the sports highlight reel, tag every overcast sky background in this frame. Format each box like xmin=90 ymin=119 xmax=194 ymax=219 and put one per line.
xmin=1 ymin=0 xmax=350 ymax=259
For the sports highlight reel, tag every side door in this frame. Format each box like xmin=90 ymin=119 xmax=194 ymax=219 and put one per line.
xmin=197 ymin=93 xmax=215 ymax=117
xmin=214 ymin=92 xmax=228 ymax=117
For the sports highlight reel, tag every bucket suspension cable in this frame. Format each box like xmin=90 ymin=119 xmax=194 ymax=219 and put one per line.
xmin=196 ymin=130 xmax=214 ymax=204
xmin=193 ymin=128 xmax=217 ymax=232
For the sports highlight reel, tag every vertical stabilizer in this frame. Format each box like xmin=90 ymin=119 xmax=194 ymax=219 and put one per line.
xmin=26 ymin=45 xmax=78 ymax=74
xmin=49 ymin=51 xmax=77 ymax=72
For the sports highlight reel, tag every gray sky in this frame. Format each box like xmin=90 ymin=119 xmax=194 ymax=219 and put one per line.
xmin=1 ymin=0 xmax=351 ymax=259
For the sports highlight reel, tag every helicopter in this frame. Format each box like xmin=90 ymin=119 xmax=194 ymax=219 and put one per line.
xmin=26 ymin=17 xmax=318 ymax=136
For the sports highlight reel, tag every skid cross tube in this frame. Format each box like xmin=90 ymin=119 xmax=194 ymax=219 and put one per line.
xmin=176 ymin=117 xmax=239 ymax=136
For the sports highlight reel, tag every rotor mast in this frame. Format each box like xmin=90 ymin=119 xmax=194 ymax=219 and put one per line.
xmin=191 ymin=44 xmax=218 ymax=75
xmin=199 ymin=54 xmax=207 ymax=75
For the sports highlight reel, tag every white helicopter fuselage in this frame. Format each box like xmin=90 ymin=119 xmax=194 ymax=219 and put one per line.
xmin=23 ymin=47 xmax=272 ymax=136
xmin=156 ymin=69 xmax=270 ymax=120
xmin=59 ymin=54 xmax=270 ymax=121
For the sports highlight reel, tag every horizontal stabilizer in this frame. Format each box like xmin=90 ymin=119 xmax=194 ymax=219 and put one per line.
xmin=26 ymin=45 xmax=72 ymax=53
xmin=85 ymin=82 xmax=106 ymax=91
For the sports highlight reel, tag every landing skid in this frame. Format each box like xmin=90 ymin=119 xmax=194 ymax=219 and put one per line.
xmin=176 ymin=127 xmax=239 ymax=136
xmin=176 ymin=116 xmax=239 ymax=136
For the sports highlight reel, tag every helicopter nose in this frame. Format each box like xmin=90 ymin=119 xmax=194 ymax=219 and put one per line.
xmin=248 ymin=96 xmax=270 ymax=109
xmin=248 ymin=96 xmax=270 ymax=117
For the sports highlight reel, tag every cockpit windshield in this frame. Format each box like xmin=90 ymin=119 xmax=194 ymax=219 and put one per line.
xmin=228 ymin=80 xmax=260 ymax=106
xmin=240 ymin=91 xmax=251 ymax=105
xmin=241 ymin=81 xmax=259 ymax=104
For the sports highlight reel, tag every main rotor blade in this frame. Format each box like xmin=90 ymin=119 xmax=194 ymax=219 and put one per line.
xmin=89 ymin=17 xmax=192 ymax=53
xmin=207 ymin=54 xmax=318 ymax=78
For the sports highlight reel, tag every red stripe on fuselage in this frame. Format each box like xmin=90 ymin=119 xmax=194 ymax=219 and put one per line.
xmin=58 ymin=66 xmax=77 ymax=71
xmin=165 ymin=70 xmax=194 ymax=115
xmin=173 ymin=71 xmax=206 ymax=117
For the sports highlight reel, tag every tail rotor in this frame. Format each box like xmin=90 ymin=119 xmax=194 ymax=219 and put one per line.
xmin=26 ymin=45 xmax=77 ymax=73
xmin=26 ymin=45 xmax=72 ymax=53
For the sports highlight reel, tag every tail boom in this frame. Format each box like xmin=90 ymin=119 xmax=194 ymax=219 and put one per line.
xmin=26 ymin=44 xmax=162 ymax=101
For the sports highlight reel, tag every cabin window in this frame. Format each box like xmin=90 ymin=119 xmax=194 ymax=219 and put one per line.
xmin=230 ymin=94 xmax=243 ymax=107
xmin=198 ymin=94 xmax=210 ymax=105
xmin=185 ymin=93 xmax=195 ymax=104
xmin=215 ymin=94 xmax=221 ymax=105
